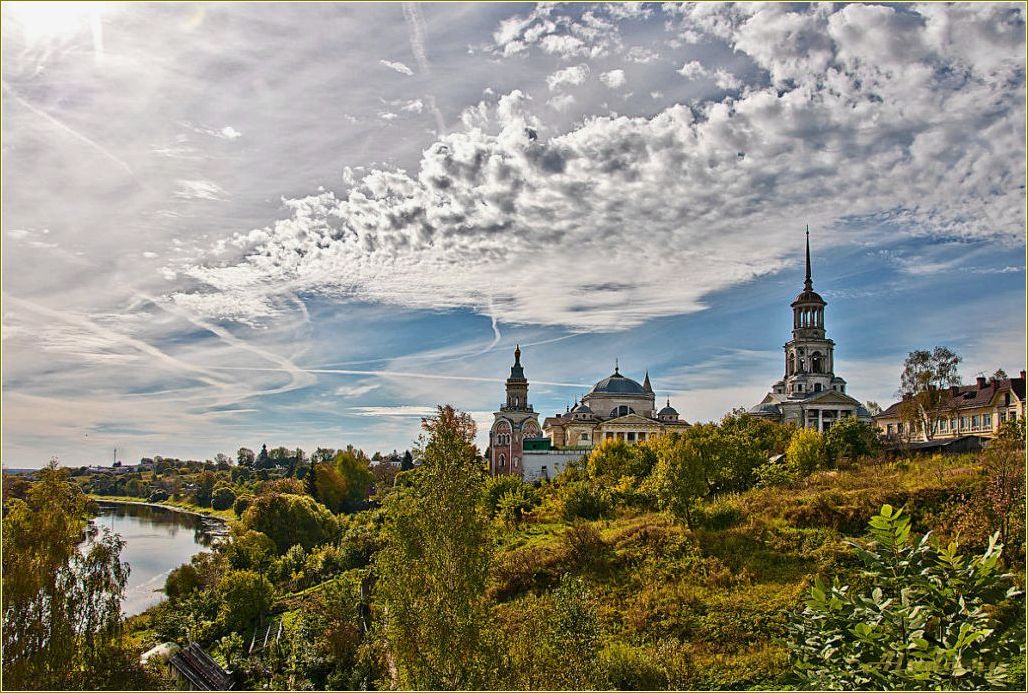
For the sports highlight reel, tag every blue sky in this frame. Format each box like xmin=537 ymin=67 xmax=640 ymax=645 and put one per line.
xmin=2 ymin=2 xmax=1025 ymax=467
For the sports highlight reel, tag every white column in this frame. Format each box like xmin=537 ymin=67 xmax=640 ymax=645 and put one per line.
xmin=818 ymin=408 xmax=823 ymax=432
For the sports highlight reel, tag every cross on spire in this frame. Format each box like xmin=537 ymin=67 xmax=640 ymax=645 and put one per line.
xmin=614 ymin=357 xmax=620 ymax=375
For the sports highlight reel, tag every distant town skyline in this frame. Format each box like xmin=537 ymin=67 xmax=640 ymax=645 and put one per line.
xmin=2 ymin=2 xmax=1025 ymax=467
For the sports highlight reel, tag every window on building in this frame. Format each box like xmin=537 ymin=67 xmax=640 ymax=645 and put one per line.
xmin=961 ymin=416 xmax=970 ymax=429
xmin=638 ymin=432 xmax=646 ymax=441
xmin=581 ymin=432 xmax=589 ymax=441
xmin=1000 ymin=412 xmax=1007 ymax=423
xmin=812 ymin=352 xmax=823 ymax=374
xmin=627 ymin=432 xmax=636 ymax=442
xmin=951 ymin=418 xmax=957 ymax=430
xmin=897 ymin=422 xmax=904 ymax=434
xmin=605 ymin=432 xmax=613 ymax=440
xmin=983 ymin=413 xmax=992 ymax=428
xmin=972 ymin=415 xmax=980 ymax=428
xmin=814 ymin=383 xmax=822 ymax=392
xmin=887 ymin=424 xmax=894 ymax=435
xmin=796 ymin=384 xmax=803 ymax=392
xmin=939 ymin=419 xmax=947 ymax=431
xmin=1005 ymin=393 xmax=1011 ymax=406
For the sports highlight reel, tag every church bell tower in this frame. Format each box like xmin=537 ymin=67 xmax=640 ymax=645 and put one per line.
xmin=782 ymin=229 xmax=838 ymax=397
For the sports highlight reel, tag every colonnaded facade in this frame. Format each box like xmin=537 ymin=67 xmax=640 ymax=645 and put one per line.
xmin=487 ymin=347 xmax=688 ymax=480
xmin=748 ymin=230 xmax=871 ymax=430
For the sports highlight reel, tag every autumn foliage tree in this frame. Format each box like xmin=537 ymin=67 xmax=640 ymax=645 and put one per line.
xmin=375 ymin=405 xmax=495 ymax=689
xmin=898 ymin=346 xmax=962 ymax=440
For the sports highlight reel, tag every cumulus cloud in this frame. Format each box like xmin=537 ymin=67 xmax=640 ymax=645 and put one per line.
xmin=677 ymin=60 xmax=708 ymax=79
xmin=173 ymin=4 xmax=1024 ymax=337
xmin=546 ymin=63 xmax=590 ymax=91
xmin=379 ymin=59 xmax=414 ymax=76
xmin=599 ymin=69 xmax=626 ymax=89
xmin=219 ymin=126 xmax=242 ymax=140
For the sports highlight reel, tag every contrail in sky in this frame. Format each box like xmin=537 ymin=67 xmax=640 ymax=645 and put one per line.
xmin=2 ymin=81 xmax=133 ymax=176
xmin=211 ymin=365 xmax=591 ymax=389
xmin=402 ymin=2 xmax=446 ymax=135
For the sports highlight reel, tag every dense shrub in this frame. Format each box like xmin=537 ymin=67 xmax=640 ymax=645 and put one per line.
xmin=242 ymin=493 xmax=339 ymax=554
xmin=825 ymin=417 xmax=880 ymax=462
xmin=560 ymin=481 xmax=612 ymax=521
xmin=218 ymin=569 xmax=274 ymax=633
xmin=786 ymin=428 xmax=828 ymax=476
xmin=211 ymin=485 xmax=236 ymax=511
xmin=694 ymin=496 xmax=745 ymax=531
xmin=481 ymin=474 xmax=525 ymax=516
xmin=164 ymin=563 xmax=201 ymax=600
xmin=596 ymin=642 xmax=668 ymax=690
xmin=233 ymin=494 xmax=252 ymax=518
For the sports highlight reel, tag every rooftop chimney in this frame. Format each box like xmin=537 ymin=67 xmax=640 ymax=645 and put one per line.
xmin=949 ymin=385 xmax=960 ymax=396
xmin=1020 ymin=370 xmax=1026 ymax=381
xmin=976 ymin=376 xmax=987 ymax=389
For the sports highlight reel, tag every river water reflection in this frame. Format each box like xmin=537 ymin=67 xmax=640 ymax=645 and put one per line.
xmin=91 ymin=502 xmax=223 ymax=616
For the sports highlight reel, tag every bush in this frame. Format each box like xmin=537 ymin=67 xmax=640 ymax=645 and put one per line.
xmin=481 ymin=475 xmax=525 ymax=516
xmin=754 ymin=458 xmax=800 ymax=488
xmin=825 ymin=418 xmax=880 ymax=462
xmin=786 ymin=428 xmax=828 ymax=477
xmin=211 ymin=485 xmax=236 ymax=511
xmin=242 ymin=493 xmax=338 ymax=554
xmin=496 ymin=486 xmax=538 ymax=529
xmin=218 ymin=569 xmax=274 ymax=633
xmin=596 ymin=642 xmax=669 ymax=690
xmin=233 ymin=494 xmax=252 ymax=518
xmin=165 ymin=563 xmax=201 ymax=600
xmin=560 ymin=481 xmax=612 ymax=521
xmin=695 ymin=496 xmax=744 ymax=531
xmin=788 ymin=504 xmax=1026 ymax=690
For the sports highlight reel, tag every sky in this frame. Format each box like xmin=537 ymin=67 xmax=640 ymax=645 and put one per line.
xmin=2 ymin=1 xmax=1025 ymax=468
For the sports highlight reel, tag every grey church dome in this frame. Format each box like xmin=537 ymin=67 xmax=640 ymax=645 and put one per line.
xmin=590 ymin=368 xmax=646 ymax=395
xmin=658 ymin=403 xmax=678 ymax=417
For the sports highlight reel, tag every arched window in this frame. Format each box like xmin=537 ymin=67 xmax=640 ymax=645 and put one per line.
xmin=610 ymin=405 xmax=635 ymax=418
xmin=499 ymin=454 xmax=506 ymax=469
xmin=811 ymin=352 xmax=823 ymax=374
xmin=814 ymin=383 xmax=823 ymax=392
xmin=789 ymin=353 xmax=796 ymax=375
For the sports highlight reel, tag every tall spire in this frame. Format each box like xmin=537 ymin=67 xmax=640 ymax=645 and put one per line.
xmin=514 ymin=343 xmax=521 ymax=365
xmin=804 ymin=225 xmax=813 ymax=291
xmin=614 ymin=357 xmax=620 ymax=375
xmin=643 ymin=370 xmax=653 ymax=393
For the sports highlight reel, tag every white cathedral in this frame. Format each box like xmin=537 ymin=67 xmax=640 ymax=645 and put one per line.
xmin=748 ymin=230 xmax=871 ymax=430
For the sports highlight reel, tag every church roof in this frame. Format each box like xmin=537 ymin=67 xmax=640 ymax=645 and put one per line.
xmin=657 ymin=397 xmax=678 ymax=416
xmin=590 ymin=365 xmax=646 ymax=395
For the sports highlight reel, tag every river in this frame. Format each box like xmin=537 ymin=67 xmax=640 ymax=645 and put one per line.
xmin=90 ymin=502 xmax=227 ymax=617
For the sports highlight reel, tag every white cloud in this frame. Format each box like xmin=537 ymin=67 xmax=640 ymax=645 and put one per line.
xmin=175 ymin=3 xmax=1024 ymax=336
xmin=625 ymin=46 xmax=659 ymax=63
xmin=677 ymin=60 xmax=708 ymax=79
xmin=401 ymin=99 xmax=424 ymax=113
xmin=546 ymin=93 xmax=576 ymax=112
xmin=546 ymin=63 xmax=590 ymax=91
xmin=713 ymin=68 xmax=742 ymax=90
xmin=379 ymin=59 xmax=414 ymax=76
xmin=219 ymin=126 xmax=242 ymax=140
xmin=173 ymin=179 xmax=227 ymax=201
xmin=599 ymin=69 xmax=626 ymax=89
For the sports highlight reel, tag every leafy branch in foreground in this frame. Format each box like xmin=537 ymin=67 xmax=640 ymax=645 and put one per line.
xmin=787 ymin=504 xmax=1025 ymax=690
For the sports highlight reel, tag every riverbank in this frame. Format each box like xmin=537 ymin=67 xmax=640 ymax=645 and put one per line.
xmin=89 ymin=495 xmax=235 ymax=526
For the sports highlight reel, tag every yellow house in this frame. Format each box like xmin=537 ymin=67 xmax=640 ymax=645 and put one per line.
xmin=875 ymin=371 xmax=1026 ymax=441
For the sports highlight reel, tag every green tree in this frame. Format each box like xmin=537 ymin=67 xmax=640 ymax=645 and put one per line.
xmin=375 ymin=405 xmax=494 ymax=689
xmin=481 ymin=474 xmax=525 ymax=517
xmin=2 ymin=460 xmax=148 ymax=689
xmin=332 ymin=447 xmax=374 ymax=511
xmin=242 ymin=493 xmax=338 ymax=554
xmin=786 ymin=427 xmax=828 ymax=476
xmin=788 ymin=505 xmax=1025 ymax=690
xmin=211 ymin=484 xmax=236 ymax=511
xmin=647 ymin=432 xmax=708 ymax=527
xmin=401 ymin=449 xmax=415 ymax=470
xmin=226 ymin=529 xmax=277 ymax=574
xmin=193 ymin=470 xmax=218 ymax=507
xmin=899 ymin=346 xmax=962 ymax=440
xmin=237 ymin=447 xmax=256 ymax=466
xmin=218 ymin=569 xmax=274 ymax=633
xmin=825 ymin=417 xmax=881 ymax=462
xmin=496 ymin=486 xmax=538 ymax=530
xmin=165 ymin=563 xmax=202 ymax=600
xmin=586 ymin=437 xmax=653 ymax=482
